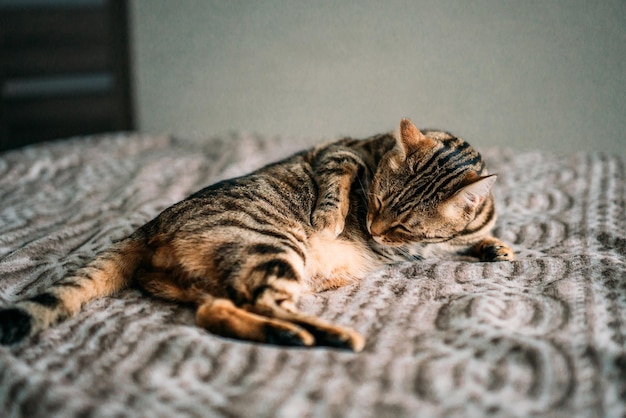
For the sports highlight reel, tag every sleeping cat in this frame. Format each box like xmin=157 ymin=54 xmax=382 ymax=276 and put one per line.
xmin=0 ymin=119 xmax=513 ymax=351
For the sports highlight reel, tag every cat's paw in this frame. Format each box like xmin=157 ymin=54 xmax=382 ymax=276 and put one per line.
xmin=316 ymin=325 xmax=365 ymax=352
xmin=482 ymin=244 xmax=515 ymax=262
xmin=312 ymin=211 xmax=345 ymax=237
xmin=265 ymin=322 xmax=315 ymax=347
xmin=473 ymin=238 xmax=515 ymax=262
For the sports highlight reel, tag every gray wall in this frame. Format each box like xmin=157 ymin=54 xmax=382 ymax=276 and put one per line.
xmin=130 ymin=1 xmax=625 ymax=157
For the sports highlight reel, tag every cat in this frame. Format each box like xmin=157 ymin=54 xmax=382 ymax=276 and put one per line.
xmin=0 ymin=119 xmax=513 ymax=351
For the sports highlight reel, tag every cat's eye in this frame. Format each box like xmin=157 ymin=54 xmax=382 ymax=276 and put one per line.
xmin=391 ymin=224 xmax=411 ymax=234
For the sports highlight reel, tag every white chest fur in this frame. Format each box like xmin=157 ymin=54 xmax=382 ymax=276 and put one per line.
xmin=302 ymin=233 xmax=380 ymax=292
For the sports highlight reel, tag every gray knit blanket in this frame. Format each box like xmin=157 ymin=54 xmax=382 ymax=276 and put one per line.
xmin=0 ymin=133 xmax=624 ymax=418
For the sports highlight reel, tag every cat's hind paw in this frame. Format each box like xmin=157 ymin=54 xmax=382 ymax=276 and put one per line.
xmin=317 ymin=326 xmax=365 ymax=352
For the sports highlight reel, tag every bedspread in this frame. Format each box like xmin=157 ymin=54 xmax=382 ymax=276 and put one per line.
xmin=0 ymin=133 xmax=625 ymax=418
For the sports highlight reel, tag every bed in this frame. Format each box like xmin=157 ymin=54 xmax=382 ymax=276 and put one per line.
xmin=1 ymin=132 xmax=624 ymax=417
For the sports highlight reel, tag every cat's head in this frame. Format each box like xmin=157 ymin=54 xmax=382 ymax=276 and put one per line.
xmin=367 ymin=118 xmax=495 ymax=246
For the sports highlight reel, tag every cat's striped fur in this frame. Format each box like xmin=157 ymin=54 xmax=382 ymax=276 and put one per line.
xmin=0 ymin=119 xmax=513 ymax=351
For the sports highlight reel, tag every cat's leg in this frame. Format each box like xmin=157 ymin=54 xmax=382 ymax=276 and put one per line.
xmin=235 ymin=251 xmax=365 ymax=351
xmin=196 ymin=296 xmax=316 ymax=347
xmin=470 ymin=236 xmax=515 ymax=262
xmin=311 ymin=147 xmax=365 ymax=237
xmin=247 ymin=281 xmax=365 ymax=352
xmin=138 ymin=270 xmax=316 ymax=346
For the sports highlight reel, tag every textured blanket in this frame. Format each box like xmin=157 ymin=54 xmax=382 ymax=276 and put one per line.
xmin=0 ymin=133 xmax=624 ymax=418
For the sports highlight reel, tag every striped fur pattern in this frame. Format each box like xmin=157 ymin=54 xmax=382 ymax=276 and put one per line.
xmin=0 ymin=119 xmax=512 ymax=351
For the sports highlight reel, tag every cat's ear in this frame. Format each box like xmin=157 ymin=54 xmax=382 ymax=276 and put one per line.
xmin=396 ymin=118 xmax=436 ymax=158
xmin=442 ymin=175 xmax=497 ymax=215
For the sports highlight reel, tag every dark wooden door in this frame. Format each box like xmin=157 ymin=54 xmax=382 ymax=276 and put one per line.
xmin=0 ymin=0 xmax=134 ymax=151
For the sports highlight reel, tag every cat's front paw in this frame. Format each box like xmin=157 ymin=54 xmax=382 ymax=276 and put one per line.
xmin=472 ymin=237 xmax=515 ymax=262
xmin=312 ymin=211 xmax=345 ymax=237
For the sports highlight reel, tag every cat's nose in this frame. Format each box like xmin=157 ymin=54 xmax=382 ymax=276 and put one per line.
xmin=368 ymin=219 xmax=386 ymax=238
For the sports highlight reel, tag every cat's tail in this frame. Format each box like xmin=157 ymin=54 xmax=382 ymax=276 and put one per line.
xmin=0 ymin=234 xmax=148 ymax=345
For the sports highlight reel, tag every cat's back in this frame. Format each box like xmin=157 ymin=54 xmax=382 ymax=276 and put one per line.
xmin=135 ymin=141 xmax=380 ymax=294
xmin=144 ymin=134 xmax=389 ymax=239
xmin=146 ymin=151 xmax=317 ymax=235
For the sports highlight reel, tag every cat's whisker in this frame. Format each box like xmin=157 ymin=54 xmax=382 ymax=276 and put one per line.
xmin=355 ymin=175 xmax=370 ymax=208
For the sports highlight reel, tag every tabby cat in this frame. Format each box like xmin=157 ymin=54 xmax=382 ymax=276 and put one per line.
xmin=0 ymin=119 xmax=513 ymax=351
